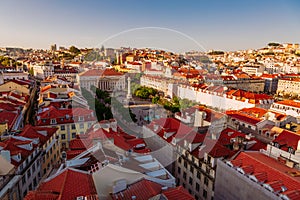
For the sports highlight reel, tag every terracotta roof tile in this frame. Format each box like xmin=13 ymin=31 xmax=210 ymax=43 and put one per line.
xmin=111 ymin=179 xmax=163 ymax=200
xmin=163 ymin=186 xmax=195 ymax=200
xmin=231 ymin=152 xmax=300 ymax=192
xmin=27 ymin=168 xmax=98 ymax=200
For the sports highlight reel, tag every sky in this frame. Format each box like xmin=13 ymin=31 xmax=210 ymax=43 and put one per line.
xmin=0 ymin=0 xmax=299 ymax=52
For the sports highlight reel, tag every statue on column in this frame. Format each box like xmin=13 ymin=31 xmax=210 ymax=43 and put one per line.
xmin=126 ymin=77 xmax=132 ymax=100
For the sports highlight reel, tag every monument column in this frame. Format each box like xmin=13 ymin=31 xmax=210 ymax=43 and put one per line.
xmin=127 ymin=77 xmax=132 ymax=100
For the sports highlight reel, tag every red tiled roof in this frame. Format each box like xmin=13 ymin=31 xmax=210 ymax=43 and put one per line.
xmin=208 ymin=142 xmax=233 ymax=158
xmin=24 ymin=192 xmax=58 ymax=200
xmin=113 ymin=133 xmax=151 ymax=154
xmin=226 ymin=111 xmax=262 ymax=125
xmin=147 ymin=118 xmax=199 ymax=145
xmin=276 ymin=100 xmax=300 ymax=109
xmin=218 ymin=128 xmax=266 ymax=150
xmin=0 ymin=111 xmax=18 ymax=130
xmin=230 ymin=152 xmax=300 ymax=192
xmin=0 ymin=102 xmax=19 ymax=111
xmin=226 ymin=89 xmax=273 ymax=103
xmin=281 ymin=190 xmax=300 ymax=200
xmin=69 ymin=138 xmax=93 ymax=150
xmin=19 ymin=125 xmax=58 ymax=146
xmin=25 ymin=168 xmax=98 ymax=200
xmin=273 ymin=130 xmax=300 ymax=151
xmin=10 ymin=79 xmax=32 ymax=87
xmin=163 ymin=186 xmax=195 ymax=200
xmin=36 ymin=106 xmax=96 ymax=126
xmin=87 ymin=128 xmax=115 ymax=140
xmin=111 ymin=179 xmax=163 ymax=200
xmin=0 ymin=138 xmax=34 ymax=167
xmin=66 ymin=149 xmax=86 ymax=160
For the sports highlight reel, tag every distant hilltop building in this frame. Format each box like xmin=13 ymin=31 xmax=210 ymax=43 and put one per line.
xmin=50 ymin=44 xmax=57 ymax=52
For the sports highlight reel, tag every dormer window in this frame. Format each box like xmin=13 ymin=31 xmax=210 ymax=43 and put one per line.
xmin=79 ymin=116 xmax=84 ymax=121
xmin=288 ymin=147 xmax=295 ymax=154
xmin=184 ymin=140 xmax=189 ymax=148
xmin=42 ymin=119 xmax=47 ymax=123
xmin=274 ymin=142 xmax=280 ymax=148
xmin=50 ymin=119 xmax=57 ymax=124
xmin=66 ymin=115 xmax=70 ymax=120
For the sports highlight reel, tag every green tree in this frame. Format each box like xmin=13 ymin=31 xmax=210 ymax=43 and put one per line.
xmin=152 ymin=96 xmax=160 ymax=104
xmin=69 ymin=46 xmax=80 ymax=55
xmin=268 ymin=42 xmax=280 ymax=47
xmin=29 ymin=67 xmax=34 ymax=75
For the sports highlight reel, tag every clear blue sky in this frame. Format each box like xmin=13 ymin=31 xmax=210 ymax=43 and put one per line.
xmin=0 ymin=0 xmax=299 ymax=52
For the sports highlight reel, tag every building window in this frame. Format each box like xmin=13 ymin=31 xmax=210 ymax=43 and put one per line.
xmin=79 ymin=116 xmax=84 ymax=121
xmin=195 ymin=195 xmax=199 ymax=200
xmin=190 ymin=166 xmax=194 ymax=174
xmin=197 ymin=171 xmax=201 ymax=179
xmin=61 ymin=125 xmax=65 ymax=131
xmin=79 ymin=123 xmax=84 ymax=129
xmin=178 ymin=157 xmax=182 ymax=163
xmin=184 ymin=161 xmax=187 ymax=168
xmin=204 ymin=177 xmax=209 ymax=186
xmin=61 ymin=134 xmax=66 ymax=140
xmin=22 ymin=176 xmax=26 ymax=184
xmin=189 ymin=177 xmax=193 ymax=185
xmin=33 ymin=177 xmax=37 ymax=187
xmin=72 ymin=132 xmax=76 ymax=138
xmin=27 ymin=169 xmax=31 ymax=179
xmin=207 ymin=156 xmax=211 ymax=164
xmin=183 ymin=183 xmax=186 ymax=188
xmin=177 ymin=178 xmax=180 ymax=185
xmin=71 ymin=124 xmax=76 ymax=129
xmin=177 ymin=167 xmax=181 ymax=174
xmin=288 ymin=147 xmax=295 ymax=154
xmin=203 ymin=190 xmax=207 ymax=199
xmin=183 ymin=172 xmax=187 ymax=180
xmin=196 ymin=182 xmax=200 ymax=192
xmin=188 ymin=189 xmax=192 ymax=194
xmin=29 ymin=183 xmax=32 ymax=191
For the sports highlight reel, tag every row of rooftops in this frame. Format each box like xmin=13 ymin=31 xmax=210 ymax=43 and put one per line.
xmin=24 ymin=167 xmax=193 ymax=200
xmin=226 ymin=151 xmax=300 ymax=200
xmin=142 ymin=74 xmax=274 ymax=103
xmin=0 ymin=125 xmax=58 ymax=167
xmin=0 ymin=88 xmax=31 ymax=131
xmin=146 ymin=117 xmax=266 ymax=160
xmin=67 ymin=122 xmax=151 ymax=160
xmin=36 ymin=106 xmax=96 ymax=126
xmin=22 ymin=116 xmax=194 ymax=200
